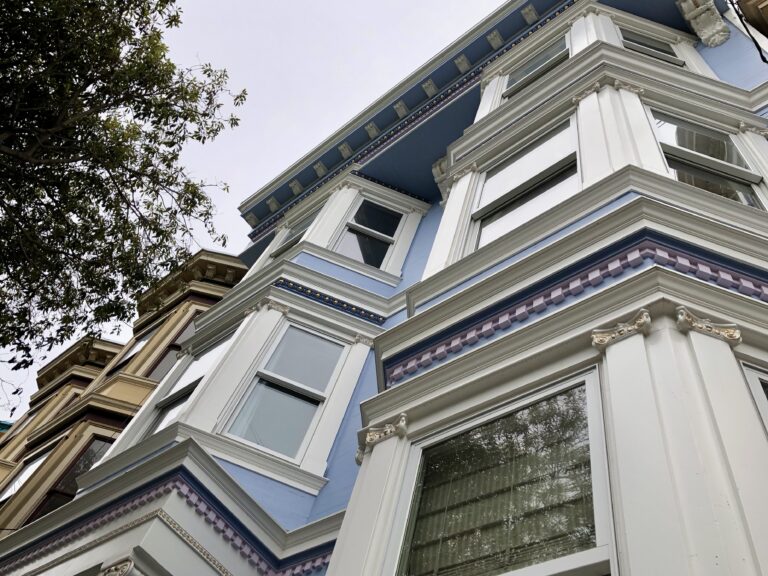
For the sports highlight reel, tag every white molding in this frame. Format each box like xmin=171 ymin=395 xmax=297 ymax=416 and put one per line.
xmin=301 ymin=243 xmax=402 ymax=286
xmin=405 ymin=167 xmax=768 ymax=320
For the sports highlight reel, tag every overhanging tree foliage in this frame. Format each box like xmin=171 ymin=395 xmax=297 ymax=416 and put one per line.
xmin=0 ymin=0 xmax=245 ymax=369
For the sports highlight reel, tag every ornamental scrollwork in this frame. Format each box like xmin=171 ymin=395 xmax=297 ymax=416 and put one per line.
xmin=675 ymin=306 xmax=742 ymax=347
xmin=100 ymin=559 xmax=134 ymax=576
xmin=355 ymin=413 xmax=408 ymax=465
xmin=591 ymin=308 xmax=652 ymax=351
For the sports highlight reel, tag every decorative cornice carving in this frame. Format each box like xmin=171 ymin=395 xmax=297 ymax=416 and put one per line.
xmin=675 ymin=306 xmax=742 ymax=347
xmin=739 ymin=121 xmax=768 ymax=137
xmin=676 ymin=0 xmax=730 ymax=47
xmin=355 ymin=413 xmax=408 ymax=465
xmin=354 ymin=334 xmax=375 ymax=347
xmin=613 ymin=79 xmax=644 ymax=95
xmin=591 ymin=309 xmax=652 ymax=351
xmin=451 ymin=162 xmax=478 ymax=183
xmin=572 ymin=81 xmax=603 ymax=104
xmin=100 ymin=559 xmax=134 ymax=576
xmin=258 ymin=298 xmax=291 ymax=316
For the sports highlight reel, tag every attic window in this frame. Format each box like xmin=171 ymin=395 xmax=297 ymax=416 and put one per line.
xmin=619 ymin=28 xmax=685 ymax=66
xmin=504 ymin=36 xmax=568 ymax=97
xmin=335 ymin=200 xmax=404 ymax=269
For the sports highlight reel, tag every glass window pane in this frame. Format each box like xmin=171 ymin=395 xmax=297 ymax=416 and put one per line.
xmin=481 ymin=123 xmax=574 ymax=209
xmin=669 ymin=160 xmax=759 ymax=207
xmin=53 ymin=439 xmax=112 ymax=496
xmin=166 ymin=337 xmax=231 ymax=397
xmin=0 ymin=450 xmax=51 ymax=503
xmin=148 ymin=349 xmax=178 ymax=382
xmin=760 ymin=379 xmax=768 ymax=402
xmin=654 ymin=112 xmax=749 ymax=169
xmin=400 ymin=386 xmax=594 ymax=576
xmin=621 ymin=29 xmax=677 ymax=56
xmin=229 ymin=380 xmax=317 ymax=457
xmin=336 ymin=228 xmax=391 ymax=268
xmin=265 ymin=327 xmax=343 ymax=392
xmin=506 ymin=37 xmax=567 ymax=91
xmin=353 ymin=201 xmax=402 ymax=237
xmin=480 ymin=167 xmax=579 ymax=248
xmin=151 ymin=394 xmax=191 ymax=435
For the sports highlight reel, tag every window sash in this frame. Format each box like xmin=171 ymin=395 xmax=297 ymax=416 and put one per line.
xmin=0 ymin=449 xmax=51 ymax=504
xmin=398 ymin=384 xmax=598 ymax=576
xmin=620 ymin=28 xmax=684 ymax=66
xmin=504 ymin=37 xmax=568 ymax=97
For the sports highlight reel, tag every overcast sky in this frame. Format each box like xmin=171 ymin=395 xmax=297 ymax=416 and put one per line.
xmin=1 ymin=0 xmax=508 ymax=419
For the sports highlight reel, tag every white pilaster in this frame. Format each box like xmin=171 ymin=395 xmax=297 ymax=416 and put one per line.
xmin=598 ymin=321 xmax=690 ymax=575
xmin=475 ymin=75 xmax=505 ymax=123
xmin=185 ymin=304 xmax=284 ymax=430
xmin=685 ymin=329 xmax=768 ymax=574
xmin=576 ymin=83 xmax=667 ymax=188
xmin=326 ymin=434 xmax=411 ymax=576
xmin=645 ymin=317 xmax=755 ymax=576
xmin=422 ymin=170 xmax=480 ymax=279
xmin=569 ymin=10 xmax=622 ymax=55
xmin=306 ymin=185 xmax=358 ymax=248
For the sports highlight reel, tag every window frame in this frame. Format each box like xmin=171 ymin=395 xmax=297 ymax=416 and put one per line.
xmin=221 ymin=320 xmax=351 ymax=464
xmin=647 ymin=107 xmax=766 ymax=208
xmin=332 ymin=196 xmax=409 ymax=273
xmin=270 ymin=207 xmax=321 ymax=259
xmin=741 ymin=363 xmax=768 ymax=433
xmin=385 ymin=369 xmax=612 ymax=576
xmin=619 ymin=27 xmax=685 ymax=66
xmin=471 ymin=119 xmax=580 ymax=251
xmin=0 ymin=445 xmax=54 ymax=506
xmin=502 ymin=35 xmax=570 ymax=99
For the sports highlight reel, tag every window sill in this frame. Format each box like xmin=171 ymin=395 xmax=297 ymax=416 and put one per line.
xmin=299 ymin=243 xmax=402 ymax=286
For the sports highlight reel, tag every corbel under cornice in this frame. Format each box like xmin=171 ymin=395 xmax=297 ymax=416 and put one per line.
xmin=591 ymin=308 xmax=652 ymax=351
xmin=675 ymin=305 xmax=743 ymax=346
xmin=355 ymin=412 xmax=408 ymax=465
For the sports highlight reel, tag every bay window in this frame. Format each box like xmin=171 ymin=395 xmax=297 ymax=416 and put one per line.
xmin=652 ymin=111 xmax=763 ymax=207
xmin=227 ymin=325 xmax=345 ymax=459
xmin=335 ymin=200 xmax=405 ymax=269
xmin=398 ymin=374 xmax=609 ymax=576
xmin=619 ymin=28 xmax=684 ymax=66
xmin=474 ymin=122 xmax=579 ymax=249
xmin=503 ymin=37 xmax=568 ymax=98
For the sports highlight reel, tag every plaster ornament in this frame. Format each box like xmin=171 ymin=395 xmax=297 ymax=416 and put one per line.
xmin=355 ymin=413 xmax=408 ymax=464
xmin=675 ymin=306 xmax=742 ymax=346
xmin=676 ymin=0 xmax=730 ymax=47
xmin=591 ymin=308 xmax=652 ymax=351
xmin=100 ymin=559 xmax=134 ymax=576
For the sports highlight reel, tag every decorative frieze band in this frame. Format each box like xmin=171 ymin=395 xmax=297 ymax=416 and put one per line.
xmin=355 ymin=413 xmax=408 ymax=465
xmin=0 ymin=474 xmax=332 ymax=576
xmin=675 ymin=306 xmax=742 ymax=347
xmin=273 ymin=278 xmax=386 ymax=325
xmin=384 ymin=233 xmax=768 ymax=387
xmin=591 ymin=309 xmax=652 ymax=351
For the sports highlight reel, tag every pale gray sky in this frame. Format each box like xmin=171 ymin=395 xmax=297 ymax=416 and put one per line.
xmin=1 ymin=0 xmax=508 ymax=419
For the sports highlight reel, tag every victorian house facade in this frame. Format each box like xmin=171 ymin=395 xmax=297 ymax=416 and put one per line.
xmin=1 ymin=1 xmax=768 ymax=575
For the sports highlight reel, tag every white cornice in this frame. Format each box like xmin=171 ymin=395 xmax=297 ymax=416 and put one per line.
xmin=364 ymin=269 xmax=768 ymax=430
xmin=450 ymin=43 xmax=768 ymax=178
xmin=405 ymin=167 xmax=768 ymax=319
xmin=10 ymin=437 xmax=342 ymax=564
xmin=237 ymin=0 xmax=542 ymax=215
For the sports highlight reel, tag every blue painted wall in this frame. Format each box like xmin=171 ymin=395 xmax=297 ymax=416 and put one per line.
xmin=697 ymin=20 xmax=768 ymax=90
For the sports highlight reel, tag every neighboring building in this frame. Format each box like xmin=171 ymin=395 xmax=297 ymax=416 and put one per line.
xmin=1 ymin=1 xmax=768 ymax=575
xmin=0 ymin=421 xmax=14 ymax=434
xmin=0 ymin=250 xmax=246 ymax=537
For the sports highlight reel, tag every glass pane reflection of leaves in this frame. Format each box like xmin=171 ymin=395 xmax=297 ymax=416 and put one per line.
xmin=401 ymin=386 xmax=595 ymax=576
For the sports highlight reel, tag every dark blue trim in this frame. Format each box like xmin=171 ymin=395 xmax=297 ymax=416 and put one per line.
xmin=273 ymin=278 xmax=387 ymax=325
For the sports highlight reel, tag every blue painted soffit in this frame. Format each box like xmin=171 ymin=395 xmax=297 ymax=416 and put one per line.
xmin=240 ymin=0 xmax=723 ymax=246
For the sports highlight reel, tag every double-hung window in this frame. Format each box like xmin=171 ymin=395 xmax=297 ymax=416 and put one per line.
xmin=503 ymin=37 xmax=568 ymax=98
xmin=147 ymin=315 xmax=199 ymax=382
xmin=398 ymin=374 xmax=609 ymax=576
xmin=271 ymin=209 xmax=320 ymax=258
xmin=335 ymin=200 xmax=405 ymax=269
xmin=0 ymin=448 xmax=52 ymax=507
xmin=652 ymin=111 xmax=763 ymax=207
xmin=27 ymin=438 xmax=112 ymax=523
xmin=474 ymin=122 xmax=579 ymax=249
xmin=742 ymin=364 xmax=768 ymax=431
xmin=227 ymin=326 xmax=344 ymax=459
xmin=145 ymin=337 xmax=231 ymax=438
xmin=619 ymin=28 xmax=684 ymax=66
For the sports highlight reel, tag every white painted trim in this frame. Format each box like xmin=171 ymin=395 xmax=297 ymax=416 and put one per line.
xmin=738 ymin=363 xmax=768 ymax=437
